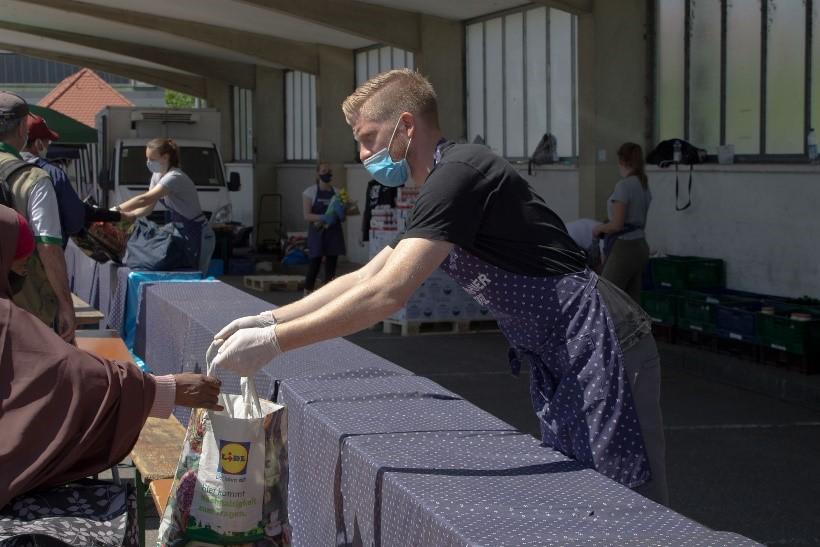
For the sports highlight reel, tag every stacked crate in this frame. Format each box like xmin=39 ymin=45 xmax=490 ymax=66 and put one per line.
xmin=640 ymin=255 xmax=820 ymax=372
xmin=368 ymin=188 xmax=493 ymax=326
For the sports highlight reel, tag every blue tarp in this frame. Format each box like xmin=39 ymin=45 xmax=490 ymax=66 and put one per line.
xmin=122 ymin=270 xmax=203 ymax=351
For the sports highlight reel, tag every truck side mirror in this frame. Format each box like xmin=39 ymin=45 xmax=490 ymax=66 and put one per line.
xmin=227 ymin=172 xmax=241 ymax=192
xmin=98 ymin=168 xmax=113 ymax=191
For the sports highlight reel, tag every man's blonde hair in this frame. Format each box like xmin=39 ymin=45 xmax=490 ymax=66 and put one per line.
xmin=342 ymin=69 xmax=438 ymax=126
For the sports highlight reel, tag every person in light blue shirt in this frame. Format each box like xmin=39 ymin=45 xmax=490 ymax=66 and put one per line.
xmin=593 ymin=142 xmax=652 ymax=302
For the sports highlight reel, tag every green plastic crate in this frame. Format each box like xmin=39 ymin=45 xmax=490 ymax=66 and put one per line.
xmin=641 ymin=290 xmax=678 ymax=326
xmin=651 ymin=256 xmax=726 ymax=290
xmin=675 ymin=291 xmax=748 ymax=333
xmin=757 ymin=306 xmax=820 ymax=356
xmin=677 ymin=292 xmax=717 ymax=333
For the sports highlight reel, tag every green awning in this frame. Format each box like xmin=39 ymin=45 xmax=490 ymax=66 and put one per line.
xmin=29 ymin=105 xmax=97 ymax=144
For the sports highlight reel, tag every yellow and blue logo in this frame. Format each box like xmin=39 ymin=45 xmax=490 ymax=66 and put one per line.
xmin=218 ymin=441 xmax=250 ymax=475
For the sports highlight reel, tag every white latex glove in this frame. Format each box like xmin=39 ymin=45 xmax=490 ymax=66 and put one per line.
xmin=210 ymin=325 xmax=282 ymax=376
xmin=214 ymin=310 xmax=277 ymax=342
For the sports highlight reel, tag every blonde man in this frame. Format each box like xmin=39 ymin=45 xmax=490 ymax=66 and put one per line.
xmin=212 ymin=70 xmax=668 ymax=505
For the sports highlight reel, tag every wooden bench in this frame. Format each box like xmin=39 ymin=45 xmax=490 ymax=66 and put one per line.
xmin=72 ymin=292 xmax=104 ymax=328
xmin=148 ymin=478 xmax=175 ymax=517
xmin=131 ymin=416 xmax=186 ymax=547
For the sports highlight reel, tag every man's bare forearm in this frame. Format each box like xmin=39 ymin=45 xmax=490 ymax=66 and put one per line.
xmin=271 ymin=247 xmax=393 ymax=323
xmin=276 ymin=276 xmax=404 ymax=351
xmin=37 ymin=243 xmax=73 ymax=308
xmin=275 ymin=239 xmax=450 ymax=352
xmin=272 ymin=271 xmax=361 ymax=322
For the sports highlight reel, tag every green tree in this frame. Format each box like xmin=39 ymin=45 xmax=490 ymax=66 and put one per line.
xmin=164 ymin=89 xmax=196 ymax=109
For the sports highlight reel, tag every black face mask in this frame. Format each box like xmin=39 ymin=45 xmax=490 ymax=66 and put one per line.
xmin=319 ymin=173 xmax=333 ymax=183
xmin=8 ymin=271 xmax=26 ymax=295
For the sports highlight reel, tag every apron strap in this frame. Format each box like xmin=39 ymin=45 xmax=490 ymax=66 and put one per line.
xmin=583 ymin=270 xmax=599 ymax=296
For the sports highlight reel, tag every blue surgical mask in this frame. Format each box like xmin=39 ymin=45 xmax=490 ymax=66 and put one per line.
xmin=363 ymin=117 xmax=412 ymax=187
xmin=146 ymin=159 xmax=162 ymax=174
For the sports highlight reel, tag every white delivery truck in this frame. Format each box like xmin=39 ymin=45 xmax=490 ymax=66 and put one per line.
xmin=95 ymin=107 xmax=240 ymax=223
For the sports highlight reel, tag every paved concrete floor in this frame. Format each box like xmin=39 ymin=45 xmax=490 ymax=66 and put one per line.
xmin=141 ymin=278 xmax=819 ymax=546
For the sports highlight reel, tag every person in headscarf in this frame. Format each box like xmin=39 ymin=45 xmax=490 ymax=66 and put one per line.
xmin=0 ymin=204 xmax=223 ymax=509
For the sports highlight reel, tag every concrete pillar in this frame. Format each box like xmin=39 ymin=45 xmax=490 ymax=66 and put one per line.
xmin=577 ymin=13 xmax=597 ymax=219
xmin=205 ymin=78 xmax=235 ymax=161
xmin=253 ymin=66 xmax=285 ymax=227
xmin=317 ymin=45 xmax=355 ymax=168
xmin=417 ymin=15 xmax=466 ymax=140
xmin=577 ymin=0 xmax=649 ymax=219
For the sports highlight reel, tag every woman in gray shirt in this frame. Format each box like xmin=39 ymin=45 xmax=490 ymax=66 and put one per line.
xmin=115 ymin=138 xmax=215 ymax=273
xmin=593 ymin=143 xmax=651 ymax=302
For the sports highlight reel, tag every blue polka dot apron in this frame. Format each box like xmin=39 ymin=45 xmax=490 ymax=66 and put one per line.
xmin=439 ymin=247 xmax=651 ymax=488
xmin=163 ymin=204 xmax=206 ymax=270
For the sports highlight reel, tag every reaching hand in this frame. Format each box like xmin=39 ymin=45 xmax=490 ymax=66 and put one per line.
xmin=211 ymin=326 xmax=282 ymax=376
xmin=173 ymin=373 xmax=223 ymax=410
xmin=56 ymin=302 xmax=76 ymax=344
xmin=214 ymin=311 xmax=276 ymax=343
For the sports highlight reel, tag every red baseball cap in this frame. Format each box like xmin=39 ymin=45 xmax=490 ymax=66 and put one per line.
xmin=27 ymin=115 xmax=59 ymax=142
xmin=14 ymin=212 xmax=35 ymax=260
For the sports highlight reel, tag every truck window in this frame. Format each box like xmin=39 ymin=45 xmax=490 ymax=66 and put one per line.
xmin=179 ymin=147 xmax=225 ymax=187
xmin=119 ymin=146 xmax=225 ymax=187
xmin=119 ymin=146 xmax=151 ymax=187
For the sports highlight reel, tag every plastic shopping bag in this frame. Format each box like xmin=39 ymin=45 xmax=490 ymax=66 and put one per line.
xmin=157 ymin=346 xmax=289 ymax=546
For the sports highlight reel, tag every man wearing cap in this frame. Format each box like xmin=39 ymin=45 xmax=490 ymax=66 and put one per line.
xmin=21 ymin=115 xmax=127 ymax=247
xmin=0 ymin=91 xmax=75 ymax=342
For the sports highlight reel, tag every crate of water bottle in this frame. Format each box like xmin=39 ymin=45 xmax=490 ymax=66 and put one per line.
xmin=463 ymin=301 xmax=494 ymax=321
xmin=395 ymin=205 xmax=413 ymax=232
xmin=390 ymin=303 xmax=427 ymax=322
xmin=397 ymin=186 xmax=420 ymax=204
xmin=423 ymin=271 xmax=462 ymax=299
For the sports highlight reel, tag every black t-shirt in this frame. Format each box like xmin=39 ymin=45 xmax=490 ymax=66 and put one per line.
xmin=392 ymin=142 xmax=587 ymax=277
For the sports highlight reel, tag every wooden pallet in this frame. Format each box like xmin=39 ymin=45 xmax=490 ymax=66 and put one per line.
xmin=381 ymin=318 xmax=499 ymax=336
xmin=243 ymin=274 xmax=305 ymax=292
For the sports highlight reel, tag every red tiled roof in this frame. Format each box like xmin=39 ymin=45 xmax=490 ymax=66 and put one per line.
xmin=38 ymin=68 xmax=133 ymax=127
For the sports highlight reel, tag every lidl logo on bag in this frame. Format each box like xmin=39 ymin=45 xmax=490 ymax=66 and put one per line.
xmin=218 ymin=441 xmax=250 ymax=475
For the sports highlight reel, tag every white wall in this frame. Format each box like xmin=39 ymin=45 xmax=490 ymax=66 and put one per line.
xmin=646 ymin=165 xmax=820 ymax=298
xmin=276 ymin=164 xmax=315 ymax=234
xmin=225 ymin=162 xmax=254 ymax=227
xmin=515 ymin=165 xmax=581 ymax=223
xmin=344 ymin=164 xmax=372 ymax=264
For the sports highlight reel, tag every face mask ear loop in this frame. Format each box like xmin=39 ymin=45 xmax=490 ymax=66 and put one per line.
xmin=386 ymin=115 xmax=405 ymax=159
xmin=403 ymin=137 xmax=413 ymax=160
